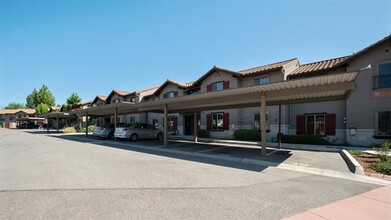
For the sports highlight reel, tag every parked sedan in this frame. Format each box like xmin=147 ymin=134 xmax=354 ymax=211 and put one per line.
xmin=93 ymin=123 xmax=127 ymax=139
xmin=114 ymin=123 xmax=164 ymax=141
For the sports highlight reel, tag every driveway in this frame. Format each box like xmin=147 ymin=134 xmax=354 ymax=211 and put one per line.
xmin=0 ymin=129 xmax=383 ymax=219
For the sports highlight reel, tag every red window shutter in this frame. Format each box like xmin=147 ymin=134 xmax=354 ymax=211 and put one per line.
xmin=296 ymin=115 xmax=305 ymax=135
xmin=223 ymin=113 xmax=229 ymax=130
xmin=174 ymin=91 xmax=178 ymax=97
xmin=325 ymin=114 xmax=336 ymax=135
xmin=173 ymin=116 xmax=178 ymax=130
xmin=207 ymin=84 xmax=212 ymax=92
xmin=163 ymin=93 xmax=168 ymax=99
xmin=223 ymin=81 xmax=230 ymax=90
xmin=206 ymin=114 xmax=212 ymax=130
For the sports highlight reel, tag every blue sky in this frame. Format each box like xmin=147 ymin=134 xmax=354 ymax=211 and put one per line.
xmin=0 ymin=0 xmax=390 ymax=108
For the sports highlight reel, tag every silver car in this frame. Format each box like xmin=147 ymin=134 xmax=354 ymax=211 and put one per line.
xmin=93 ymin=123 xmax=128 ymax=139
xmin=114 ymin=123 xmax=164 ymax=141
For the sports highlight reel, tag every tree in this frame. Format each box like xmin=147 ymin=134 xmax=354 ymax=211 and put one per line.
xmin=4 ymin=102 xmax=26 ymax=109
xmin=35 ymin=103 xmax=48 ymax=116
xmin=26 ymin=88 xmax=38 ymax=108
xmin=26 ymin=85 xmax=56 ymax=108
xmin=65 ymin=92 xmax=81 ymax=111
xmin=37 ymin=84 xmax=56 ymax=107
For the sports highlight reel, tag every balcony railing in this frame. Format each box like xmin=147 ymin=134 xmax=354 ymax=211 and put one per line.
xmin=373 ymin=74 xmax=391 ymax=89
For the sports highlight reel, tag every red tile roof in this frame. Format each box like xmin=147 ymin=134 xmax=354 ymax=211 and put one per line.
xmin=113 ymin=89 xmax=131 ymax=96
xmin=288 ymin=56 xmax=351 ymax=79
xmin=239 ymin=58 xmax=298 ymax=75
xmin=0 ymin=109 xmax=36 ymax=115
xmin=153 ymin=79 xmax=194 ymax=94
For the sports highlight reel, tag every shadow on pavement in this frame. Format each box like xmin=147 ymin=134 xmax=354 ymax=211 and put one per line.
xmin=47 ymin=134 xmax=293 ymax=172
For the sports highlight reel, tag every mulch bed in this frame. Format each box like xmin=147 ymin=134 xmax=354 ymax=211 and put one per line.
xmin=352 ymin=153 xmax=391 ymax=180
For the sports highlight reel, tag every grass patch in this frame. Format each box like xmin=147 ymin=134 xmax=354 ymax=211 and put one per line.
xmin=347 ymin=149 xmax=363 ymax=156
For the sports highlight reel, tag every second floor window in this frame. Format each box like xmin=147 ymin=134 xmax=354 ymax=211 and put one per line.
xmin=130 ymin=97 xmax=136 ymax=103
xmin=212 ymin=82 xmax=224 ymax=91
xmin=376 ymin=62 xmax=391 ymax=89
xmin=167 ymin=91 xmax=175 ymax=98
xmin=112 ymin=98 xmax=120 ymax=104
xmin=254 ymin=76 xmax=269 ymax=85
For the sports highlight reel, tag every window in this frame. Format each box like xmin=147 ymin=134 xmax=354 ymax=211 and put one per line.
xmin=212 ymin=82 xmax=224 ymax=91
xmin=130 ymin=97 xmax=136 ymax=103
xmin=167 ymin=91 xmax=175 ymax=98
xmin=375 ymin=62 xmax=391 ymax=89
xmin=212 ymin=113 xmax=224 ymax=130
xmin=378 ymin=111 xmax=391 ymax=136
xmin=254 ymin=112 xmax=269 ymax=130
xmin=130 ymin=116 xmax=135 ymax=123
xmin=306 ymin=114 xmax=325 ymax=135
xmin=112 ymin=98 xmax=120 ymax=104
xmin=254 ymin=76 xmax=269 ymax=85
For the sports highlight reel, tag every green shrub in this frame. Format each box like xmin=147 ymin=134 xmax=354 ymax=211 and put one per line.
xmin=370 ymin=161 xmax=391 ymax=175
xmin=198 ymin=129 xmax=210 ymax=138
xmin=373 ymin=141 xmax=391 ymax=162
xmin=347 ymin=149 xmax=363 ymax=156
xmin=63 ymin=127 xmax=76 ymax=133
xmin=233 ymin=129 xmax=261 ymax=141
xmin=281 ymin=134 xmax=331 ymax=145
xmin=88 ymin=125 xmax=95 ymax=133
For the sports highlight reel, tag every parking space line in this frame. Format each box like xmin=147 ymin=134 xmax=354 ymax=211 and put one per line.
xmin=196 ymin=146 xmax=227 ymax=153
xmin=266 ymin=150 xmax=278 ymax=156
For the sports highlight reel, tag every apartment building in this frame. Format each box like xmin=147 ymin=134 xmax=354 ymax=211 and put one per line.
xmin=83 ymin=35 xmax=390 ymax=146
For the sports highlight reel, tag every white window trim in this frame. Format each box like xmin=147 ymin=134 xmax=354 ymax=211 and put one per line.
xmin=212 ymin=82 xmax=224 ymax=91
xmin=305 ymin=114 xmax=325 ymax=135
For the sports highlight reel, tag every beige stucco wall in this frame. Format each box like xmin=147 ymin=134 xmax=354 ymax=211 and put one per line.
xmin=200 ymin=71 xmax=238 ymax=93
xmin=110 ymin=94 xmax=124 ymax=103
xmin=238 ymin=70 xmax=284 ymax=87
xmin=159 ymin=84 xmax=184 ymax=99
xmin=346 ymin=42 xmax=391 ymax=145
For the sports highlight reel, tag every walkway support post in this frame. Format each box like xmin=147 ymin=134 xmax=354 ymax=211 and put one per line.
xmin=164 ymin=104 xmax=168 ymax=147
xmin=261 ymin=93 xmax=267 ymax=156
xmin=114 ymin=108 xmax=118 ymax=140
xmin=56 ymin=114 xmax=59 ymax=132
xmin=145 ymin=112 xmax=148 ymax=123
xmin=86 ymin=112 xmax=89 ymax=136
xmin=47 ymin=115 xmax=49 ymax=132
xmin=278 ymin=105 xmax=282 ymax=149
xmin=193 ymin=111 xmax=198 ymax=143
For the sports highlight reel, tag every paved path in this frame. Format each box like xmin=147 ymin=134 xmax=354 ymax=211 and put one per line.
xmin=0 ymin=129 xmax=388 ymax=219
xmin=284 ymin=186 xmax=391 ymax=220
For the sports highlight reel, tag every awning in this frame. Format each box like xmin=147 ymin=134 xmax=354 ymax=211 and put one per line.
xmin=73 ymin=71 xmax=358 ymax=116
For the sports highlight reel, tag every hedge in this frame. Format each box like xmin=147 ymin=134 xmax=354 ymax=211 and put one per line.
xmin=233 ymin=129 xmax=261 ymax=141
xmin=281 ymin=134 xmax=331 ymax=145
xmin=198 ymin=129 xmax=210 ymax=138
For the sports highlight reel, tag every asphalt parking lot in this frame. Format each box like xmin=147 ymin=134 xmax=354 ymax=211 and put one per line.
xmin=0 ymin=129 xmax=386 ymax=219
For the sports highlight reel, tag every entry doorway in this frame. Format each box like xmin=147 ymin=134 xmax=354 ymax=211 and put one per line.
xmin=184 ymin=114 xmax=200 ymax=135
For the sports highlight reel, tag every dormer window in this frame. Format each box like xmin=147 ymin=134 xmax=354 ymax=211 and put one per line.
xmin=212 ymin=82 xmax=224 ymax=91
xmin=254 ymin=76 xmax=269 ymax=85
xmin=163 ymin=91 xmax=178 ymax=99
xmin=112 ymin=98 xmax=120 ymax=104
xmin=130 ymin=97 xmax=136 ymax=103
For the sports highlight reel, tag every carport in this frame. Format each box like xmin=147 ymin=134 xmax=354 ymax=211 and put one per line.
xmin=73 ymin=72 xmax=358 ymax=155
xmin=41 ymin=112 xmax=74 ymax=132
xmin=16 ymin=117 xmax=46 ymax=128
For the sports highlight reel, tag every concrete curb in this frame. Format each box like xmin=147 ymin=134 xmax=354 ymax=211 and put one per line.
xmin=340 ymin=149 xmax=365 ymax=175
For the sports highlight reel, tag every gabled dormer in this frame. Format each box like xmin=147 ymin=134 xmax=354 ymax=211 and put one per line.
xmin=192 ymin=66 xmax=241 ymax=93
xmin=144 ymin=80 xmax=193 ymax=100
xmin=92 ymin=95 xmax=107 ymax=107
xmin=105 ymin=90 xmax=131 ymax=104
xmin=238 ymin=58 xmax=299 ymax=87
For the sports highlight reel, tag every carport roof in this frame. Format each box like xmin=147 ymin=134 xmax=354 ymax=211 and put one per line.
xmin=73 ymin=71 xmax=358 ymax=116
xmin=41 ymin=112 xmax=74 ymax=118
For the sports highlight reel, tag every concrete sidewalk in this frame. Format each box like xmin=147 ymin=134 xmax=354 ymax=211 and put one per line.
xmin=169 ymin=135 xmax=370 ymax=152
xmin=283 ymin=186 xmax=391 ymax=220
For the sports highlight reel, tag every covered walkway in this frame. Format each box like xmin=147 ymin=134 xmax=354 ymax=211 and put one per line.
xmin=73 ymin=72 xmax=358 ymax=155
